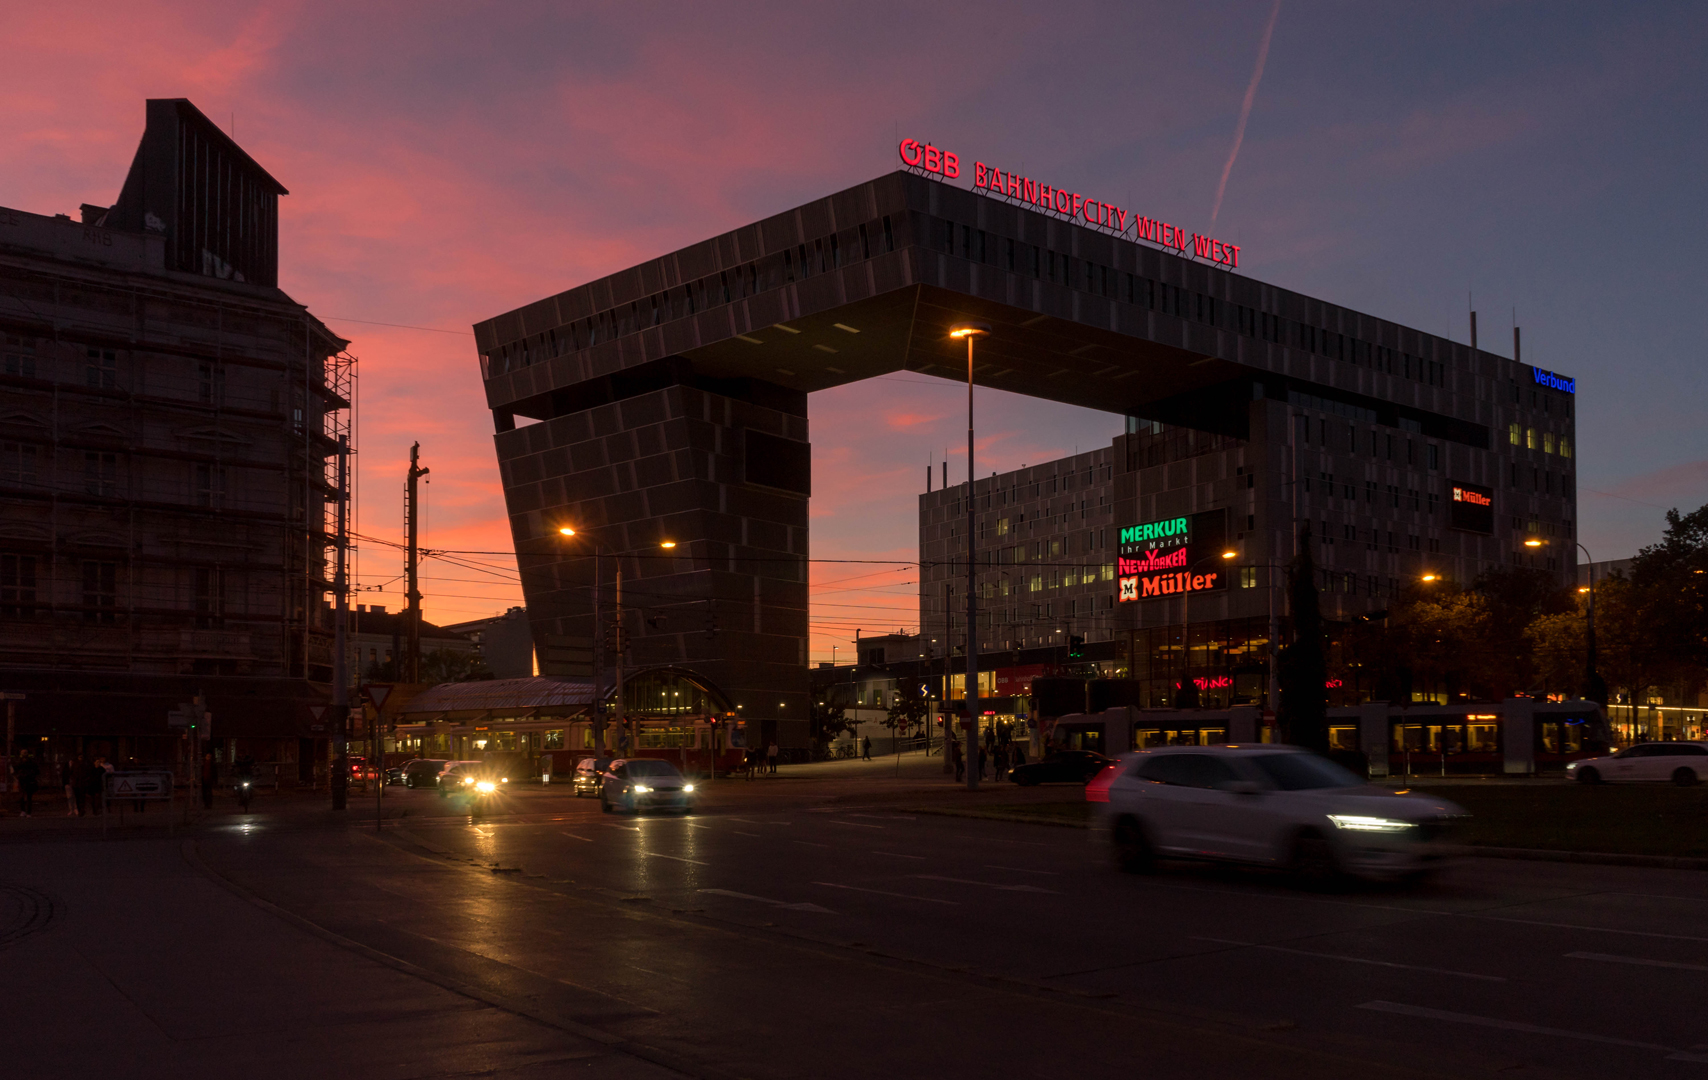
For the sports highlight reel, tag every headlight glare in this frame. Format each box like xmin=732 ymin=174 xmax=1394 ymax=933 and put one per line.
xmin=683 ymin=783 xmax=695 ymax=793
xmin=632 ymin=784 xmax=652 ymax=794
xmin=475 ymin=781 xmax=496 ymax=793
xmin=1328 ymin=814 xmax=1414 ymax=833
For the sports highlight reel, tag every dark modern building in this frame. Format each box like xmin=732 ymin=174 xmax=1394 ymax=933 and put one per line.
xmin=0 ymin=99 xmax=350 ymax=779
xmin=477 ymin=154 xmax=1577 ymax=749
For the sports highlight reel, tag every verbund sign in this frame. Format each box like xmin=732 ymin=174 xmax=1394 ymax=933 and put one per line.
xmin=898 ymin=139 xmax=1242 ymax=269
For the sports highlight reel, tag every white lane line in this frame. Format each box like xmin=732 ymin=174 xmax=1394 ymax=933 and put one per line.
xmin=730 ymin=817 xmax=790 ymax=825
xmin=849 ymin=813 xmax=915 ymax=821
xmin=699 ymin=888 xmax=834 ymax=913
xmin=601 ymin=824 xmax=641 ymax=832
xmin=686 ymin=824 xmax=713 ymax=831
xmin=1194 ymin=938 xmax=1505 ymax=982
xmin=1356 ymin=1000 xmax=1708 ymax=1061
xmin=914 ymin=873 xmax=1057 ymax=895
xmin=734 ymin=831 xmax=761 ymax=838
xmin=986 ymin=865 xmax=1059 ymax=876
xmin=871 ymin=851 xmax=927 ymax=861
xmin=828 ymin=820 xmax=883 ymax=829
xmin=1568 ymin=951 xmax=1708 ymax=973
xmin=644 ymin=852 xmax=708 ymax=866
xmin=812 ymin=881 xmax=959 ymax=905
xmin=793 ymin=840 xmax=829 ymax=848
xmin=1467 ymin=914 xmax=1708 ymax=945
xmin=559 ymin=831 xmax=593 ymax=843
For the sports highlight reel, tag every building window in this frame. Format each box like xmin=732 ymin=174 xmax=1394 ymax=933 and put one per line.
xmin=84 ymin=452 xmax=117 ymax=496
xmin=3 ymin=335 xmax=37 ymax=377
xmin=85 ymin=347 xmax=117 ymax=389
xmin=195 ymin=567 xmax=224 ymax=628
xmin=194 ymin=463 xmax=226 ymax=507
xmin=82 ymin=560 xmax=118 ymax=623
xmin=1 ymin=553 xmax=37 ymax=616
xmin=1 ymin=442 xmax=38 ymax=485
xmin=198 ymin=363 xmax=225 ymax=405
xmin=1526 ymin=427 xmax=1537 ymax=450
xmin=1238 ymin=566 xmax=1258 ymax=588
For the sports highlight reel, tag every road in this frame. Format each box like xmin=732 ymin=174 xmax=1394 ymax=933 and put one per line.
xmin=6 ymin=780 xmax=1708 ymax=1079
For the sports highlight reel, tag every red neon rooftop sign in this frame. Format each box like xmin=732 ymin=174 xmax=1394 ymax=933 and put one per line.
xmin=899 ymin=139 xmax=1241 ymax=268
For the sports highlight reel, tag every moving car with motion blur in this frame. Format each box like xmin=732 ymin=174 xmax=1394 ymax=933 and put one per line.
xmin=435 ymin=760 xmax=487 ymax=796
xmin=599 ymin=758 xmax=695 ymax=815
xmin=1007 ymin=749 xmax=1114 ymax=786
xmin=1096 ymin=745 xmax=1466 ymax=884
xmin=1566 ymin=742 xmax=1707 ymax=786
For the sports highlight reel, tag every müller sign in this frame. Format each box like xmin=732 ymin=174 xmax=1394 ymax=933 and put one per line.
xmin=898 ymin=139 xmax=1242 ymax=269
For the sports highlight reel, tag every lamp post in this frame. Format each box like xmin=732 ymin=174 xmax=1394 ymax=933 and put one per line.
xmin=1574 ymin=542 xmax=1606 ymax=709
xmin=558 ymin=527 xmax=674 ymax=756
xmin=949 ymin=321 xmax=990 ymax=790
xmin=1176 ymin=550 xmax=1238 ymax=708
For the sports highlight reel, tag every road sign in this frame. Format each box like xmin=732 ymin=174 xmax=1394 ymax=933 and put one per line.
xmin=367 ymin=685 xmax=392 ymax=710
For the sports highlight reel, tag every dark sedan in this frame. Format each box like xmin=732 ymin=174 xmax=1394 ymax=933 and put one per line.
xmin=1007 ymin=750 xmax=1115 ymax=786
xmin=396 ymin=758 xmax=449 ymax=788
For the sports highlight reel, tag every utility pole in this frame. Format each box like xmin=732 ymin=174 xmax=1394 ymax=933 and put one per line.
xmin=613 ymin=559 xmax=626 ymax=753
xmin=332 ymin=436 xmax=350 ymax=810
xmin=591 ymin=547 xmax=605 ymax=754
xmin=405 ymin=443 xmax=429 ymax=683
xmin=951 ymin=322 xmax=990 ymax=791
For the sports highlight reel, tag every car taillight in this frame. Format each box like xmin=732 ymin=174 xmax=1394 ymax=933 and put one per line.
xmin=1084 ymin=763 xmax=1119 ymax=803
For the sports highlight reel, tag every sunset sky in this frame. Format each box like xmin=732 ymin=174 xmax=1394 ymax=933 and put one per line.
xmin=4 ymin=2 xmax=1703 ymax=659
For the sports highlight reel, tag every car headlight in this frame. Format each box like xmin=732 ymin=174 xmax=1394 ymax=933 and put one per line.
xmin=683 ymin=783 xmax=695 ymax=793
xmin=1328 ymin=814 xmax=1414 ymax=833
xmin=632 ymin=784 xmax=652 ymax=794
xmin=501 ymin=777 xmax=508 ymax=782
xmin=475 ymin=781 xmax=496 ymax=793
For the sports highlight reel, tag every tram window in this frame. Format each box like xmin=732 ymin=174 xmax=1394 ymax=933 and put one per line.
xmin=1468 ymin=724 xmax=1498 ymax=752
xmin=1540 ymin=723 xmax=1560 ymax=753
xmin=1328 ymin=726 xmax=1358 ymax=752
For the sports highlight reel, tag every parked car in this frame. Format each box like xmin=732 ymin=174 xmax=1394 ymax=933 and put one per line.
xmin=572 ymin=756 xmax=614 ymax=798
xmin=1098 ymin=745 xmax=1466 ymax=884
xmin=435 ymin=760 xmax=487 ymax=796
xmin=398 ymin=758 xmax=450 ymax=789
xmin=1007 ymin=750 xmax=1114 ymax=786
xmin=600 ymin=758 xmax=695 ymax=815
xmin=1567 ymin=742 xmax=1708 ymax=786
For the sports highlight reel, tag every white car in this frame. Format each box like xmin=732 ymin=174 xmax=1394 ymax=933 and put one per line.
xmin=1097 ymin=745 xmax=1466 ymax=883
xmin=1566 ymin=742 xmax=1708 ymax=786
xmin=599 ymin=758 xmax=696 ymax=815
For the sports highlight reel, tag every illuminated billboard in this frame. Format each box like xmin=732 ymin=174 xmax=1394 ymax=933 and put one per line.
xmin=1116 ymin=511 xmax=1227 ymax=602
xmin=1449 ymin=481 xmax=1495 ymax=534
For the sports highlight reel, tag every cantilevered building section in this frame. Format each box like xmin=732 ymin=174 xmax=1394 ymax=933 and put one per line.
xmin=0 ymin=99 xmax=352 ymax=776
xmin=476 ymin=165 xmax=1575 ymax=748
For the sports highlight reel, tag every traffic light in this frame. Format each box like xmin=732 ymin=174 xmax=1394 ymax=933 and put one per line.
xmin=1068 ymin=635 xmax=1085 ymax=658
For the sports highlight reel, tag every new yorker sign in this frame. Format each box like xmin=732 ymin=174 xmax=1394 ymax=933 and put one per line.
xmin=1116 ymin=515 xmax=1226 ymax=602
xmin=899 ymin=139 xmax=1243 ymax=269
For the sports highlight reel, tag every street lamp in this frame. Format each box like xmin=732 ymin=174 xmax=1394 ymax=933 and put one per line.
xmin=1176 ymin=550 xmax=1238 ymax=708
xmin=556 ymin=525 xmax=674 ymax=755
xmin=1523 ymin=537 xmax=1605 ymax=708
xmin=949 ymin=321 xmax=990 ymax=791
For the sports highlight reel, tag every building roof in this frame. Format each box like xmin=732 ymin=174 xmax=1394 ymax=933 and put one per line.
xmin=398 ymin=676 xmax=594 ymax=719
xmin=350 ymin=606 xmax=472 ymax=642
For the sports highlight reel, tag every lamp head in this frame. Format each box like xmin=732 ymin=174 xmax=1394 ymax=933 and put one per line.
xmin=660 ymin=540 xmax=677 ymax=549
xmin=948 ymin=322 xmax=992 ymax=339
xmin=1221 ymin=550 xmax=1237 ymax=559
xmin=1421 ymin=574 xmax=1438 ymax=582
xmin=1524 ymin=539 xmax=1543 ymax=548
xmin=1578 ymin=586 xmax=1591 ymax=593
xmin=558 ymin=527 xmax=575 ymax=537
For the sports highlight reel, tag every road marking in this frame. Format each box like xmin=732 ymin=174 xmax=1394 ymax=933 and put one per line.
xmin=1356 ymin=1000 xmax=1708 ymax=1061
xmin=1195 ymin=938 xmax=1504 ymax=982
xmin=686 ymin=824 xmax=713 ymax=830
xmin=729 ymin=817 xmax=790 ymax=825
xmin=849 ymin=813 xmax=915 ymax=821
xmin=828 ymin=820 xmax=883 ymax=829
xmin=871 ymin=851 xmax=927 ymax=860
xmin=559 ymin=831 xmax=592 ymax=842
xmin=813 ymin=881 xmax=959 ymax=905
xmin=986 ymin=865 xmax=1059 ymax=876
xmin=915 ymin=874 xmax=1057 ymax=894
xmin=601 ymin=824 xmax=641 ymax=832
xmin=1568 ymin=951 xmax=1708 ymax=973
xmin=644 ymin=852 xmax=708 ymax=866
xmin=1467 ymin=914 xmax=1708 ymax=945
xmin=734 ymin=831 xmax=761 ymax=838
xmin=699 ymin=888 xmax=834 ymax=913
xmin=793 ymin=840 xmax=829 ymax=848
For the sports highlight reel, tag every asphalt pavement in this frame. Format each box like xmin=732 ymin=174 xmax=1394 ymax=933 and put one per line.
xmin=5 ymin=778 xmax=1708 ymax=1079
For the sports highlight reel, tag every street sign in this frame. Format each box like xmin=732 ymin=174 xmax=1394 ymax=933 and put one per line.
xmin=367 ymin=685 xmax=392 ymax=710
xmin=107 ymin=771 xmax=172 ymax=798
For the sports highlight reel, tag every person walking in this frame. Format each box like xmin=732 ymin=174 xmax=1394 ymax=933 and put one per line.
xmin=199 ymin=751 xmax=216 ymax=810
xmin=861 ymin=735 xmax=871 ymax=761
xmin=63 ymin=757 xmax=78 ymax=816
xmin=766 ymin=741 xmax=778 ymax=775
xmin=15 ymin=751 xmax=39 ymax=816
xmin=83 ymin=757 xmax=108 ymax=816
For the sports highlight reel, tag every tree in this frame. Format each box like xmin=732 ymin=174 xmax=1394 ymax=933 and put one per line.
xmin=365 ymin=648 xmax=492 ymax=684
xmin=1279 ymin=525 xmax=1328 ymax=750
xmin=884 ymin=680 xmax=930 ymax=743
xmin=809 ymin=698 xmax=854 ymax=752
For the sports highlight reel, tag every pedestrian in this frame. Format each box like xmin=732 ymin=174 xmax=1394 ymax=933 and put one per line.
xmin=63 ymin=758 xmax=78 ymax=816
xmin=951 ymin=738 xmax=964 ymax=782
xmin=15 ymin=751 xmax=39 ymax=816
xmin=861 ymin=735 xmax=871 ymax=761
xmin=84 ymin=757 xmax=108 ymax=816
xmin=199 ymin=751 xmax=216 ymax=809
xmin=993 ymin=742 xmax=1008 ymax=782
xmin=70 ymin=757 xmax=89 ymax=817
xmin=767 ymin=741 xmax=778 ymax=775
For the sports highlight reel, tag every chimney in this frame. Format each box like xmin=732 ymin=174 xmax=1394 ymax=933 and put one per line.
xmin=926 ymin=465 xmax=932 ymax=493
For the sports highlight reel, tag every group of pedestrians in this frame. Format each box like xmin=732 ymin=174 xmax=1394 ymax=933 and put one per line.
xmin=740 ymin=741 xmax=781 ymax=779
xmin=6 ymin=752 xmax=114 ymax=817
xmin=946 ymin=726 xmax=1028 ymax=783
